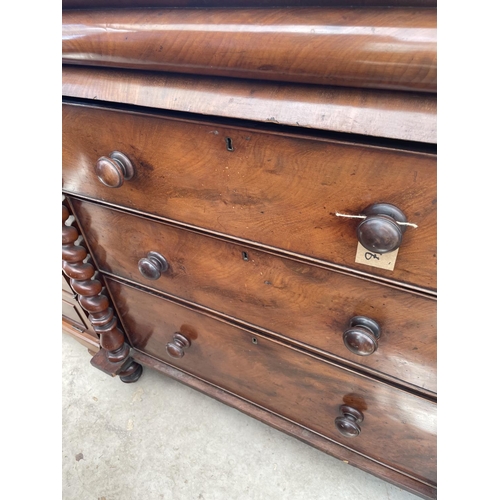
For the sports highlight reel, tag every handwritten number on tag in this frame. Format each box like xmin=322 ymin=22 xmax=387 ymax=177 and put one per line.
xmin=364 ymin=252 xmax=380 ymax=261
xmin=355 ymin=242 xmax=398 ymax=271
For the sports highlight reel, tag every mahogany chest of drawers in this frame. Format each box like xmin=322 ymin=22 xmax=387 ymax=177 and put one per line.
xmin=62 ymin=1 xmax=437 ymax=497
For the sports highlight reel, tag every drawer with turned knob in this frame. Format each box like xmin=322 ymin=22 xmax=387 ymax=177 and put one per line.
xmin=356 ymin=203 xmax=409 ymax=255
xmin=62 ymin=103 xmax=436 ymax=292
xmin=95 ymin=151 xmax=134 ymax=188
xmin=335 ymin=405 xmax=365 ymax=438
xmin=104 ymin=276 xmax=437 ymax=488
xmin=61 ymin=3 xmax=437 ymax=497
xmin=137 ymin=251 xmax=169 ymax=281
xmin=165 ymin=333 xmax=191 ymax=359
xmin=69 ymin=197 xmax=436 ymax=394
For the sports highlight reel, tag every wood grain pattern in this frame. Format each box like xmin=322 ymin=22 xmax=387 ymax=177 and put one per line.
xmin=61 ymin=2 xmax=438 ymax=495
xmin=106 ymin=277 xmax=437 ymax=486
xmin=72 ymin=198 xmax=436 ymax=394
xmin=132 ymin=348 xmax=437 ymax=500
xmin=63 ymin=1 xmax=437 ymax=8
xmin=62 ymin=8 xmax=436 ymax=92
xmin=62 ymin=103 xmax=437 ymax=291
xmin=62 ymin=66 xmax=437 ymax=143
xmin=62 ymin=201 xmax=143 ymax=382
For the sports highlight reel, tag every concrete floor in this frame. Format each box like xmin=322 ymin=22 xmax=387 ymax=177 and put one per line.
xmin=62 ymin=333 xmax=422 ymax=500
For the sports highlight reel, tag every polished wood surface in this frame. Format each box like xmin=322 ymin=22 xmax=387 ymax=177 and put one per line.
xmin=106 ymin=277 xmax=437 ymax=485
xmin=357 ymin=203 xmax=408 ymax=253
xmin=63 ymin=66 xmax=437 ymax=144
xmin=63 ymin=103 xmax=437 ymax=291
xmin=63 ymin=1 xmax=437 ymax=8
xmin=62 ymin=202 xmax=143 ymax=382
xmin=342 ymin=316 xmax=381 ymax=356
xmin=71 ymin=198 xmax=436 ymax=393
xmin=335 ymin=405 xmax=364 ymax=437
xmin=95 ymin=151 xmax=135 ymax=188
xmin=62 ymin=8 xmax=436 ymax=92
xmin=62 ymin=273 xmax=97 ymax=336
xmin=62 ymin=242 xmax=100 ymax=351
xmin=62 ymin=2 xmax=437 ymax=495
xmin=166 ymin=332 xmax=191 ymax=358
xmin=138 ymin=251 xmax=169 ymax=280
xmin=132 ymin=348 xmax=437 ymax=499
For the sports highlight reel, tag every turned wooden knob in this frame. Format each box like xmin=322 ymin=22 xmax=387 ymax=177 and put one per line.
xmin=357 ymin=203 xmax=407 ymax=254
xmin=335 ymin=405 xmax=364 ymax=438
xmin=95 ymin=151 xmax=134 ymax=188
xmin=166 ymin=333 xmax=191 ymax=358
xmin=138 ymin=251 xmax=169 ymax=280
xmin=343 ymin=316 xmax=381 ymax=356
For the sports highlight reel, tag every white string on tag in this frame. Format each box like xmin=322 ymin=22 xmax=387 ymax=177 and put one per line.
xmin=335 ymin=212 xmax=418 ymax=228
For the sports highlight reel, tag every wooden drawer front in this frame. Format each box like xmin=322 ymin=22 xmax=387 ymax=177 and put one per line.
xmin=62 ymin=297 xmax=88 ymax=327
xmin=63 ymin=104 xmax=437 ymax=291
xmin=73 ymin=198 xmax=436 ymax=393
xmin=106 ymin=278 xmax=436 ymax=485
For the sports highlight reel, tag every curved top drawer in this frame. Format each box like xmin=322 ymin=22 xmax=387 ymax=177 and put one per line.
xmin=62 ymin=7 xmax=436 ymax=93
xmin=62 ymin=102 xmax=436 ymax=292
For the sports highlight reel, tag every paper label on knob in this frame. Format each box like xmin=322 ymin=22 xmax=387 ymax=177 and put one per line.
xmin=355 ymin=243 xmax=399 ymax=271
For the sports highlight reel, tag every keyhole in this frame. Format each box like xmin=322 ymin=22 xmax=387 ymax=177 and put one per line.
xmin=242 ymin=251 xmax=249 ymax=261
xmin=225 ymin=137 xmax=234 ymax=151
xmin=252 ymin=337 xmax=258 ymax=345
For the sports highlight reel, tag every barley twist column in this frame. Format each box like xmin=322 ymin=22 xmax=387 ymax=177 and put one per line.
xmin=62 ymin=203 xmax=142 ymax=383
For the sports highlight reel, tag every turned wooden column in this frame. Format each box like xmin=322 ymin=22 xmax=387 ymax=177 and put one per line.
xmin=62 ymin=201 xmax=142 ymax=383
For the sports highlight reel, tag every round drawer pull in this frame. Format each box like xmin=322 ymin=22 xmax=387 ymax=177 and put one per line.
xmin=138 ymin=251 xmax=169 ymax=280
xmin=357 ymin=203 xmax=407 ymax=254
xmin=95 ymin=151 xmax=134 ymax=188
xmin=335 ymin=405 xmax=364 ymax=438
xmin=343 ymin=316 xmax=381 ymax=356
xmin=166 ymin=333 xmax=191 ymax=359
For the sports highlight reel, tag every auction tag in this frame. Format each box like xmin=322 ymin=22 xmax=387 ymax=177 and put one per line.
xmin=355 ymin=243 xmax=398 ymax=271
